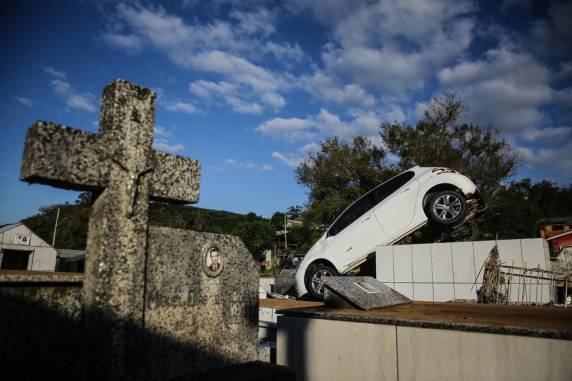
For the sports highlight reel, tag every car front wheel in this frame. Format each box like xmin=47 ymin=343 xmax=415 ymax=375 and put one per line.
xmin=428 ymin=190 xmax=467 ymax=226
xmin=305 ymin=263 xmax=338 ymax=301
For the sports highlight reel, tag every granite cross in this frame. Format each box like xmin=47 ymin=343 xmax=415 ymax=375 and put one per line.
xmin=20 ymin=79 xmax=200 ymax=379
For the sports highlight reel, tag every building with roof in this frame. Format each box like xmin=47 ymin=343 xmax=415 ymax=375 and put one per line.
xmin=56 ymin=249 xmax=85 ymax=272
xmin=0 ymin=223 xmax=57 ymax=271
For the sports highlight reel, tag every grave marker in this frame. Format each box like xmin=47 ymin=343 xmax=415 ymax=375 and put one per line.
xmin=324 ymin=276 xmax=411 ymax=311
xmin=18 ymin=79 xmax=259 ymax=379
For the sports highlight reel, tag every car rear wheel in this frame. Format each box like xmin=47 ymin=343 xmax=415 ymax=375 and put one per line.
xmin=305 ymin=263 xmax=338 ymax=301
xmin=428 ymin=190 xmax=467 ymax=226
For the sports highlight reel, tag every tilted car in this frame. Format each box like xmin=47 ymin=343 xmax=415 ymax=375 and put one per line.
xmin=295 ymin=166 xmax=485 ymax=300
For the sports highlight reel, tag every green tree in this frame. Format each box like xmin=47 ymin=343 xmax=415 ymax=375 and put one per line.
xmin=23 ymin=202 xmax=90 ymax=249
xmin=381 ymin=94 xmax=518 ymax=198
xmin=484 ymin=179 xmax=572 ymax=239
xmin=231 ymin=214 xmax=276 ymax=259
xmin=296 ymin=136 xmax=397 ymax=226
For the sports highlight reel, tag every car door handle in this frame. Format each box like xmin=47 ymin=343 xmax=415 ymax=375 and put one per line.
xmin=401 ymin=187 xmax=410 ymax=193
xmin=346 ymin=247 xmax=352 ymax=252
xmin=362 ymin=215 xmax=371 ymax=222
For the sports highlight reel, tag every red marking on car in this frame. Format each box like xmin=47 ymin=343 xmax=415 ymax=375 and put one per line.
xmin=432 ymin=167 xmax=456 ymax=174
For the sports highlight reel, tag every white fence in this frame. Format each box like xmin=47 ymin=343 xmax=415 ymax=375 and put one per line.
xmin=376 ymin=239 xmax=552 ymax=302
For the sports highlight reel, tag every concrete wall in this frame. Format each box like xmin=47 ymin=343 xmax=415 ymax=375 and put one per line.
xmin=0 ymin=224 xmax=57 ymax=271
xmin=376 ymin=239 xmax=552 ymax=302
xmin=277 ymin=316 xmax=572 ymax=381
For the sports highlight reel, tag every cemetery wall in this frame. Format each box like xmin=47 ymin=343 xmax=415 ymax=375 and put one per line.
xmin=277 ymin=316 xmax=572 ymax=381
xmin=376 ymin=238 xmax=551 ymax=302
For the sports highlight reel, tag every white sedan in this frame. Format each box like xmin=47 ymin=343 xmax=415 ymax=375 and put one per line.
xmin=295 ymin=166 xmax=485 ymax=300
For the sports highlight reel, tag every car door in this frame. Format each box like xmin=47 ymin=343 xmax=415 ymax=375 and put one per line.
xmin=325 ymin=192 xmax=387 ymax=271
xmin=373 ymin=175 xmax=419 ymax=239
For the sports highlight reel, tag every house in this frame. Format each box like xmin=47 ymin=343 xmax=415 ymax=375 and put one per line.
xmin=56 ymin=249 xmax=85 ymax=272
xmin=0 ymin=223 xmax=57 ymax=271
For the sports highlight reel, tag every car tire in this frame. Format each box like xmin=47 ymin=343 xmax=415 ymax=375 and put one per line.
xmin=428 ymin=190 xmax=467 ymax=226
xmin=305 ymin=263 xmax=338 ymax=301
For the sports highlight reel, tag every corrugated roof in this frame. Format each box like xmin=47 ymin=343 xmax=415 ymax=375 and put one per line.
xmin=546 ymin=230 xmax=572 ymax=241
xmin=57 ymin=249 xmax=86 ymax=260
xmin=0 ymin=223 xmax=22 ymax=234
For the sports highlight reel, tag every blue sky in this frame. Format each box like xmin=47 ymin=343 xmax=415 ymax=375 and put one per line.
xmin=1 ymin=0 xmax=571 ymax=224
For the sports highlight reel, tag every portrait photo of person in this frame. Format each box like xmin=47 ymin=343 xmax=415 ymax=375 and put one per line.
xmin=203 ymin=244 xmax=223 ymax=277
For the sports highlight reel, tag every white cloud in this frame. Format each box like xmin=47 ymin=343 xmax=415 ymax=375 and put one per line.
xmin=165 ymin=101 xmax=198 ymax=114
xmin=224 ymin=158 xmax=256 ymax=170
xmin=230 ymin=8 xmax=276 ymax=37
xmin=103 ymin=4 xmax=301 ymax=114
xmin=290 ymin=0 xmax=476 ymax=96
xmin=15 ymin=97 xmax=34 ymax=107
xmin=257 ymin=117 xmax=316 ymax=142
xmin=47 ymin=75 xmax=97 ymax=113
xmin=42 ymin=66 xmax=66 ymax=80
xmin=521 ymin=126 xmax=572 ymax=142
xmin=153 ymin=126 xmax=185 ymax=153
xmin=219 ymin=158 xmax=272 ymax=172
xmin=257 ymin=108 xmax=382 ymax=143
xmin=438 ymin=48 xmax=555 ymax=132
xmin=300 ymin=72 xmax=375 ymax=107
xmin=272 ymin=142 xmax=320 ymax=168
xmin=101 ymin=33 xmax=143 ymax=54
xmin=272 ymin=151 xmax=303 ymax=167
xmin=517 ymin=141 xmax=572 ymax=182
xmin=190 ymin=79 xmax=278 ymax=115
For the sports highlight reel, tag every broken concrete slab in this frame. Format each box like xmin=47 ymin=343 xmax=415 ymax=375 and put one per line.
xmin=324 ymin=276 xmax=411 ymax=311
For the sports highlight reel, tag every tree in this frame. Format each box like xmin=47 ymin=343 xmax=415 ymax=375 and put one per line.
xmin=296 ymin=136 xmax=398 ymax=226
xmin=381 ymin=93 xmax=518 ymax=198
xmin=231 ymin=215 xmax=276 ymax=259
xmin=483 ymin=179 xmax=572 ymax=239
xmin=23 ymin=202 xmax=90 ymax=249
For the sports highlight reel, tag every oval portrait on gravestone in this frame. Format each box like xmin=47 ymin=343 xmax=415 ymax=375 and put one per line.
xmin=202 ymin=243 xmax=224 ymax=277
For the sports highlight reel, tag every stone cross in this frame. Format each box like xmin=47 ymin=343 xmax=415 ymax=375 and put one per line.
xmin=20 ymin=79 xmax=201 ymax=379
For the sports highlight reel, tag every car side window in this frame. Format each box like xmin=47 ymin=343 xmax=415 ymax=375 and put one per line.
xmin=370 ymin=171 xmax=415 ymax=205
xmin=327 ymin=171 xmax=415 ymax=236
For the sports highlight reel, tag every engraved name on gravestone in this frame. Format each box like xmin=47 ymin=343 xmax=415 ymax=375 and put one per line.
xmin=20 ymin=79 xmax=258 ymax=380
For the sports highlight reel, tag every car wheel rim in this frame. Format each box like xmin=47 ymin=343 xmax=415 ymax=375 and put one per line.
xmin=433 ymin=194 xmax=462 ymax=221
xmin=311 ymin=269 xmax=332 ymax=295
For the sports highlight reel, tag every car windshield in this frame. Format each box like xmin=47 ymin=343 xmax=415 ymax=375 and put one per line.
xmin=327 ymin=170 xmax=415 ymax=236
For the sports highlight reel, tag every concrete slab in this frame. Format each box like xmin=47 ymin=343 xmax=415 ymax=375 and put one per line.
xmin=376 ymin=246 xmax=394 ymax=284
xmin=397 ymin=326 xmax=572 ymax=381
xmin=411 ymin=244 xmax=432 ymax=282
xmin=431 ymin=243 xmax=454 ymax=283
xmin=323 ymin=276 xmax=411 ymax=311
xmin=277 ymin=317 xmax=398 ymax=381
xmin=433 ymin=283 xmax=455 ymax=302
xmin=393 ymin=245 xmax=412 ymax=282
xmin=451 ymin=242 xmax=476 ymax=283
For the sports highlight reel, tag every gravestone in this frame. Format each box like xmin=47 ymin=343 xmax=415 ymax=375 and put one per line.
xmin=324 ymin=276 xmax=411 ymax=311
xmin=18 ymin=79 xmax=260 ymax=380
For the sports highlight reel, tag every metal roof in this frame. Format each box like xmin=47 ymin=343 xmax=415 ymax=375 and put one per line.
xmin=0 ymin=223 xmax=22 ymax=234
xmin=56 ymin=249 xmax=86 ymax=261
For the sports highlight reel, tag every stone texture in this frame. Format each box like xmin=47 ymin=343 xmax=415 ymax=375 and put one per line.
xmin=274 ymin=269 xmax=296 ymax=295
xmin=324 ymin=276 xmax=411 ymax=311
xmin=143 ymin=227 xmax=259 ymax=379
xmin=12 ymin=79 xmax=263 ymax=380
xmin=0 ymin=272 xmax=84 ymax=380
xmin=21 ymin=110 xmax=200 ymax=203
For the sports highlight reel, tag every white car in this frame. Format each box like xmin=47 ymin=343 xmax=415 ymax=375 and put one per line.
xmin=295 ymin=166 xmax=485 ymax=300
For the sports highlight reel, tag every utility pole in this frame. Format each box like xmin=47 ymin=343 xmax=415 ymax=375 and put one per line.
xmin=52 ymin=208 xmax=60 ymax=247
xmin=284 ymin=214 xmax=288 ymax=253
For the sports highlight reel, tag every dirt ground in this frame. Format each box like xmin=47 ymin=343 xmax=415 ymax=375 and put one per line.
xmin=261 ymin=299 xmax=572 ymax=332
